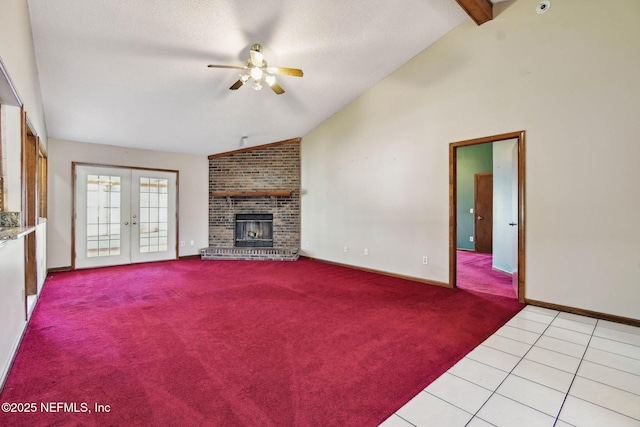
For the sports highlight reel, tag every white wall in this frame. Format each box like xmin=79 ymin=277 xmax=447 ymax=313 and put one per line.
xmin=0 ymin=0 xmax=47 ymax=146
xmin=0 ymin=239 xmax=26 ymax=387
xmin=48 ymin=138 xmax=209 ymax=268
xmin=0 ymin=0 xmax=48 ymax=388
xmin=36 ymin=221 xmax=47 ymax=291
xmin=301 ymin=0 xmax=640 ymax=320
xmin=0 ymin=105 xmax=23 ymax=211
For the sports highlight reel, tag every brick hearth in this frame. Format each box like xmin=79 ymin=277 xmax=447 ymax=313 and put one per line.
xmin=202 ymin=139 xmax=301 ymax=261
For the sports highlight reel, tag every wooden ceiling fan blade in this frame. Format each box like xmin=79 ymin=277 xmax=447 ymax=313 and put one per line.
xmin=229 ymin=79 xmax=244 ymax=90
xmin=270 ymin=82 xmax=285 ymax=95
xmin=208 ymin=64 xmax=247 ymax=70
xmin=264 ymin=67 xmax=303 ymax=77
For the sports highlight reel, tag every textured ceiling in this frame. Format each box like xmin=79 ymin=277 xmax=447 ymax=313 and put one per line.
xmin=28 ymin=0 xmax=468 ymax=156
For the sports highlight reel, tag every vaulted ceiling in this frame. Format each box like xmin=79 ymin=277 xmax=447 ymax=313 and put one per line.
xmin=27 ymin=0 xmax=500 ymax=156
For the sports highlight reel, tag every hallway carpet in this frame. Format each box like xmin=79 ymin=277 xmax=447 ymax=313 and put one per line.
xmin=0 ymin=258 xmax=522 ymax=426
xmin=457 ymin=250 xmax=516 ymax=298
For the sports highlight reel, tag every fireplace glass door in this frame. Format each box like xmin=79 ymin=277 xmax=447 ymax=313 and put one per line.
xmin=235 ymin=214 xmax=273 ymax=247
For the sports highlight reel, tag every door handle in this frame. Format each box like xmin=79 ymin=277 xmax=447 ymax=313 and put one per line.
xmin=124 ymin=221 xmax=129 ymax=225
xmin=477 ymin=216 xmax=483 ymax=220
xmin=132 ymin=222 xmax=137 ymax=225
xmin=509 ymin=222 xmax=517 ymax=226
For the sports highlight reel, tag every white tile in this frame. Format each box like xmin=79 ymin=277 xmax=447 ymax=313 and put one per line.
xmin=583 ymin=347 xmax=640 ymax=376
xmin=554 ymin=421 xmax=577 ymax=427
xmin=475 ymin=393 xmax=556 ymax=427
xmin=506 ymin=317 xmax=549 ymax=334
xmin=481 ymin=334 xmax=532 ymax=358
xmin=534 ymin=335 xmax=587 ymax=359
xmin=590 ymin=336 xmax=640 ymax=360
xmin=396 ymin=391 xmax=472 ymax=427
xmin=543 ymin=325 xmax=592 ymax=346
xmin=594 ymin=325 xmax=640 ymax=347
xmin=494 ymin=325 xmax=540 ymax=345
xmin=466 ymin=345 xmax=522 ymax=373
xmin=466 ymin=417 xmax=496 ymax=427
xmin=425 ymin=373 xmax=492 ymax=414
xmin=525 ymin=346 xmax=581 ymax=374
xmin=515 ymin=310 xmax=555 ymax=325
xmin=558 ymin=395 xmax=640 ymax=427
xmin=496 ymin=374 xmax=566 ymax=417
xmin=551 ymin=317 xmax=596 ymax=335
xmin=597 ymin=320 xmax=640 ymax=336
xmin=557 ymin=311 xmax=598 ymax=325
xmin=511 ymin=359 xmax=575 ymax=393
xmin=448 ymin=357 xmax=509 ymax=391
xmin=577 ymin=360 xmax=640 ymax=396
xmin=522 ymin=305 xmax=559 ymax=317
xmin=569 ymin=376 xmax=640 ymax=420
xmin=378 ymin=414 xmax=415 ymax=427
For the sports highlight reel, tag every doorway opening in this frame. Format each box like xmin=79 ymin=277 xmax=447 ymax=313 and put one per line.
xmin=449 ymin=131 xmax=525 ymax=302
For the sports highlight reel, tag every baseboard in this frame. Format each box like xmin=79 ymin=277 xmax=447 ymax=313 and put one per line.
xmin=525 ymin=299 xmax=640 ymax=328
xmin=48 ymin=266 xmax=72 ymax=273
xmin=179 ymin=255 xmax=201 ymax=260
xmin=492 ymin=266 xmax=512 ymax=275
xmin=300 ymin=256 xmax=451 ymax=288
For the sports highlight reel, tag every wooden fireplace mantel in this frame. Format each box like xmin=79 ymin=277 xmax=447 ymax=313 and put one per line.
xmin=210 ymin=190 xmax=292 ymax=198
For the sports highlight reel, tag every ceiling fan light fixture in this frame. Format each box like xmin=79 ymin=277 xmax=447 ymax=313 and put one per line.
xmin=208 ymin=43 xmax=303 ymax=95
xmin=250 ymin=67 xmax=263 ymax=81
xmin=265 ymin=74 xmax=276 ymax=87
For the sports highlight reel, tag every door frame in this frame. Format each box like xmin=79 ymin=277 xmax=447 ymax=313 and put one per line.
xmin=449 ymin=131 xmax=526 ymax=302
xmin=71 ymin=162 xmax=180 ymax=270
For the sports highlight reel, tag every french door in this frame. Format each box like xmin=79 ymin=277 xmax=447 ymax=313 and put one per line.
xmin=74 ymin=165 xmax=177 ymax=269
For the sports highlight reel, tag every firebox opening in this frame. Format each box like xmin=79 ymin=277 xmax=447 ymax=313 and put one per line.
xmin=235 ymin=213 xmax=274 ymax=247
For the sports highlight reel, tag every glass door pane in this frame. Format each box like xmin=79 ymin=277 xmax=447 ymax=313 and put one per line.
xmin=138 ymin=177 xmax=169 ymax=253
xmin=86 ymin=174 xmax=121 ymax=257
xmin=130 ymin=169 xmax=177 ymax=264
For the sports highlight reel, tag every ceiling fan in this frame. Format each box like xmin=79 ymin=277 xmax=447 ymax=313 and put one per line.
xmin=208 ymin=44 xmax=303 ymax=95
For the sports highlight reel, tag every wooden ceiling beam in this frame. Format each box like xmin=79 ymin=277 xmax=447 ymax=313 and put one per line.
xmin=454 ymin=0 xmax=493 ymax=26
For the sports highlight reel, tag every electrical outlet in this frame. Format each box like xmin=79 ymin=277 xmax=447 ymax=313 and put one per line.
xmin=470 ymin=236 xmax=474 ymax=242
xmin=422 ymin=256 xmax=428 ymax=265
xmin=344 ymin=246 xmax=348 ymax=253
xmin=364 ymin=248 xmax=368 ymax=256
xmin=190 ymin=240 xmax=195 ymax=246
xmin=181 ymin=241 xmax=185 ymax=247
xmin=470 ymin=208 xmax=474 ymax=214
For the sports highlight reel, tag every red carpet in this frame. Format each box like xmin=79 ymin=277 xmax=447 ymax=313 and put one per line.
xmin=0 ymin=258 xmax=522 ymax=426
xmin=457 ymin=250 xmax=516 ymax=298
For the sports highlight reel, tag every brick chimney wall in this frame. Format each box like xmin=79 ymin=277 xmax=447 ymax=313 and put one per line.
xmin=208 ymin=140 xmax=300 ymax=250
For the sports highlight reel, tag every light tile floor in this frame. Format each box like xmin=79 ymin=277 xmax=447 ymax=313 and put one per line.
xmin=380 ymin=305 xmax=640 ymax=427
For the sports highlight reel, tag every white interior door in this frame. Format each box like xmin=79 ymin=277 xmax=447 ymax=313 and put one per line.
xmin=75 ymin=165 xmax=177 ymax=269
xmin=130 ymin=169 xmax=177 ymax=264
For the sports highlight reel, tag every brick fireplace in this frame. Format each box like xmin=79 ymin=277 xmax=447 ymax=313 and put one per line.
xmin=201 ymin=138 xmax=300 ymax=261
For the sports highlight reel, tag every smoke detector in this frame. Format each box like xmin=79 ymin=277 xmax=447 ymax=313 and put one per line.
xmin=536 ymin=1 xmax=551 ymax=14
